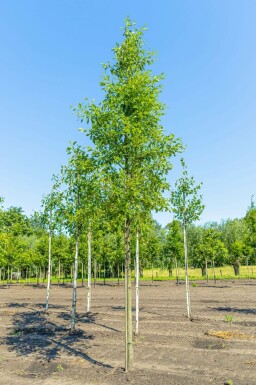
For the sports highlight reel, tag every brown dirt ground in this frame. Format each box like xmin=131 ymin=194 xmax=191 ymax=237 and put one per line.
xmin=0 ymin=279 xmax=256 ymax=385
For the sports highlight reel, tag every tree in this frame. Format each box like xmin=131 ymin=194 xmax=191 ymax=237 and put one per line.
xmin=75 ymin=18 xmax=182 ymax=371
xmin=163 ymin=220 xmax=183 ymax=283
xmin=42 ymin=189 xmax=62 ymax=310
xmin=171 ymin=159 xmax=204 ymax=319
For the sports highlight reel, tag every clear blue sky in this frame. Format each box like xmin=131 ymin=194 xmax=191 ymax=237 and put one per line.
xmin=0 ymin=0 xmax=255 ymax=226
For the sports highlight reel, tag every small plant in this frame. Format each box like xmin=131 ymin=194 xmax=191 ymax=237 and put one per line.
xmin=56 ymin=363 xmax=64 ymax=371
xmin=225 ymin=315 xmax=234 ymax=327
xmin=192 ymin=282 xmax=197 ymax=287
xmin=224 ymin=380 xmax=233 ymax=385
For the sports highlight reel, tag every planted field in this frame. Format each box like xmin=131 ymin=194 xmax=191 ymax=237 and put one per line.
xmin=0 ymin=280 xmax=255 ymax=385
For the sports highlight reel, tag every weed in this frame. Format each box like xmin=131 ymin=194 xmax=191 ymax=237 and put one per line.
xmin=192 ymin=282 xmax=198 ymax=287
xmin=224 ymin=380 xmax=233 ymax=385
xmin=225 ymin=315 xmax=234 ymax=327
xmin=56 ymin=363 xmax=64 ymax=371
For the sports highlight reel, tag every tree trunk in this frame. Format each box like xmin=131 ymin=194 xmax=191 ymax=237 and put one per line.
xmin=151 ymin=256 xmax=154 ymax=283
xmin=117 ymin=263 xmax=120 ymax=286
xmin=58 ymin=258 xmax=61 ymax=287
xmin=7 ymin=265 xmax=10 ymax=288
xmin=135 ymin=227 xmax=139 ymax=335
xmin=183 ymin=222 xmax=191 ymax=320
xmin=104 ymin=258 xmax=106 ymax=285
xmin=87 ymin=231 xmax=92 ymax=312
xmin=201 ymin=265 xmax=206 ymax=277
xmin=81 ymin=261 xmax=84 ymax=287
xmin=233 ymin=264 xmax=240 ymax=276
xmin=212 ymin=259 xmax=216 ymax=284
xmin=94 ymin=258 xmax=97 ymax=288
xmin=45 ymin=232 xmax=52 ymax=311
xmin=71 ymin=236 xmax=79 ymax=332
xmin=125 ymin=218 xmax=133 ymax=371
xmin=175 ymin=257 xmax=179 ymax=286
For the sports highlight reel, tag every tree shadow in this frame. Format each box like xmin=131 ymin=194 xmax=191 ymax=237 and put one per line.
xmin=57 ymin=311 xmax=121 ymax=333
xmin=5 ymin=303 xmax=112 ymax=368
xmin=214 ymin=306 xmax=256 ymax=315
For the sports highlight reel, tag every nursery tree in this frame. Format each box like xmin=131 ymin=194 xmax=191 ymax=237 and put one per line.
xmin=171 ymin=159 xmax=204 ymax=319
xmin=75 ymin=18 xmax=182 ymax=371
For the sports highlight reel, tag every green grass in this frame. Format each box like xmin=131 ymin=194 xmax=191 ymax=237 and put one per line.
xmin=1 ymin=265 xmax=256 ymax=285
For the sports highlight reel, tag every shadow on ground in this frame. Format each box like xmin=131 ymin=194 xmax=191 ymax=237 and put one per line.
xmin=4 ymin=303 xmax=112 ymax=368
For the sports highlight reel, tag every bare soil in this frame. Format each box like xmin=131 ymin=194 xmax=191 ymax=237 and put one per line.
xmin=0 ymin=279 xmax=255 ymax=385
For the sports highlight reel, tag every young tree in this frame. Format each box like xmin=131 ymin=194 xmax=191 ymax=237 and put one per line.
xmin=75 ymin=19 xmax=182 ymax=370
xmin=171 ymin=159 xmax=204 ymax=320
xmin=42 ymin=190 xmax=62 ymax=310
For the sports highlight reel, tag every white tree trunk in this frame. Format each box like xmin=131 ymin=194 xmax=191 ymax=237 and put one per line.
xmin=87 ymin=231 xmax=92 ymax=312
xmin=45 ymin=232 xmax=52 ymax=310
xmin=71 ymin=236 xmax=79 ymax=332
xmin=135 ymin=227 xmax=140 ymax=335
xmin=183 ymin=223 xmax=191 ymax=319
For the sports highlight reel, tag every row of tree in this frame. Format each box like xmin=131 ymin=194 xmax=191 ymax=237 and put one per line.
xmin=1 ymin=200 xmax=255 ymax=282
xmin=1 ymin=19 xmax=256 ymax=370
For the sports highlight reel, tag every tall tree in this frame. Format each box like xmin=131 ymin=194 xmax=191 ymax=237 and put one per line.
xmin=75 ymin=18 xmax=182 ymax=371
xmin=171 ymin=159 xmax=204 ymax=319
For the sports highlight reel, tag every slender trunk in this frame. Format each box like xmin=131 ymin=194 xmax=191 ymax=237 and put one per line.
xmin=94 ymin=258 xmax=97 ymax=288
xmin=71 ymin=236 xmax=79 ymax=332
xmin=7 ymin=265 xmax=10 ymax=287
xmin=213 ymin=259 xmax=216 ymax=284
xmin=151 ymin=256 xmax=154 ymax=283
xmin=104 ymin=258 xmax=106 ymax=285
xmin=81 ymin=261 xmax=84 ymax=287
xmin=39 ymin=266 xmax=41 ymax=285
xmin=58 ymin=258 xmax=61 ymax=287
xmin=36 ymin=267 xmax=39 ymax=286
xmin=183 ymin=221 xmax=191 ymax=320
xmin=135 ymin=227 xmax=139 ymax=336
xmin=125 ymin=218 xmax=133 ymax=372
xmin=45 ymin=232 xmax=52 ymax=311
xmin=10 ymin=266 xmax=13 ymax=285
xmin=117 ymin=263 xmax=120 ymax=286
xmin=87 ymin=231 xmax=92 ymax=312
xmin=175 ymin=257 xmax=179 ymax=285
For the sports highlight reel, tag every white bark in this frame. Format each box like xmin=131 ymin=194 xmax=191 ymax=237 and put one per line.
xmin=45 ymin=232 xmax=52 ymax=311
xmin=71 ymin=236 xmax=79 ymax=332
xmin=183 ymin=223 xmax=191 ymax=319
xmin=135 ymin=227 xmax=139 ymax=335
xmin=87 ymin=231 xmax=92 ymax=312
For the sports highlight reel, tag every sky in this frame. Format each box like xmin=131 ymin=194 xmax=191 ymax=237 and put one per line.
xmin=0 ymin=0 xmax=255 ymax=226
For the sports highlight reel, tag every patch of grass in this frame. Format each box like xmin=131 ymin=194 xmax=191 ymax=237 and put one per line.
xmin=224 ymin=380 xmax=233 ymax=385
xmin=206 ymin=330 xmax=256 ymax=340
xmin=56 ymin=363 xmax=64 ymax=371
xmin=224 ymin=314 xmax=234 ymax=327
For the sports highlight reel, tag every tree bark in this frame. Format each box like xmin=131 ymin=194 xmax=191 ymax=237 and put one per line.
xmin=125 ymin=218 xmax=133 ymax=371
xmin=94 ymin=258 xmax=97 ymax=288
xmin=71 ymin=236 xmax=79 ymax=332
xmin=183 ymin=221 xmax=191 ymax=320
xmin=45 ymin=232 xmax=52 ymax=311
xmin=87 ymin=231 xmax=92 ymax=312
xmin=135 ymin=227 xmax=139 ymax=335
xmin=58 ymin=258 xmax=61 ymax=287
xmin=175 ymin=257 xmax=179 ymax=286
xmin=233 ymin=264 xmax=240 ymax=276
